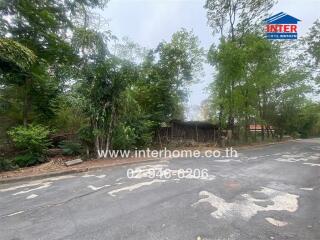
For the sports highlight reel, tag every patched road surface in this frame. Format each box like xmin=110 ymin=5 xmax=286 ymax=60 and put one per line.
xmin=0 ymin=139 xmax=319 ymax=240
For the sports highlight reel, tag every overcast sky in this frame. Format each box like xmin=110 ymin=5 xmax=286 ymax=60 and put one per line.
xmin=100 ymin=0 xmax=320 ymax=120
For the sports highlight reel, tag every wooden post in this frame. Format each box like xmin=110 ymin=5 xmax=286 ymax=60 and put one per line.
xmin=158 ymin=130 xmax=163 ymax=148
xmin=171 ymin=122 xmax=174 ymax=140
xmin=195 ymin=124 xmax=199 ymax=142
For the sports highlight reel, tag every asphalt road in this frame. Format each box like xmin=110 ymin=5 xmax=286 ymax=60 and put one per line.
xmin=0 ymin=139 xmax=319 ymax=240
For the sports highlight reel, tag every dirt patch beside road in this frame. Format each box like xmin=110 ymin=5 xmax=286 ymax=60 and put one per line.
xmin=0 ymin=156 xmax=165 ymax=183
xmin=0 ymin=140 xmax=291 ymax=183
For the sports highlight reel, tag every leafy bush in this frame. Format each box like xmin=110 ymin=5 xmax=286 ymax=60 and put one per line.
xmin=0 ymin=156 xmax=16 ymax=172
xmin=14 ymin=153 xmax=40 ymax=167
xmin=113 ymin=124 xmax=137 ymax=150
xmin=7 ymin=124 xmax=51 ymax=167
xmin=291 ymin=131 xmax=301 ymax=139
xmin=76 ymin=126 xmax=95 ymax=158
xmin=59 ymin=140 xmax=83 ymax=156
xmin=78 ymin=125 xmax=94 ymax=147
xmin=113 ymin=119 xmax=154 ymax=150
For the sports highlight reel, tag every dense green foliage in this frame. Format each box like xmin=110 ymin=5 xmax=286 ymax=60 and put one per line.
xmin=7 ymin=124 xmax=50 ymax=166
xmin=59 ymin=140 xmax=83 ymax=156
xmin=204 ymin=0 xmax=320 ymax=142
xmin=0 ymin=0 xmax=204 ymax=168
xmin=74 ymin=28 xmax=204 ymax=153
xmin=0 ymin=38 xmax=37 ymax=71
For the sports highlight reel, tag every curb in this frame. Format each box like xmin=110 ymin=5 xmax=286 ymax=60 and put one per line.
xmin=0 ymin=168 xmax=88 ymax=185
xmin=0 ymin=157 xmax=164 ymax=185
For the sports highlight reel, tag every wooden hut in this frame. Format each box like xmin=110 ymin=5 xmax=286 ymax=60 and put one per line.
xmin=157 ymin=120 xmax=219 ymax=144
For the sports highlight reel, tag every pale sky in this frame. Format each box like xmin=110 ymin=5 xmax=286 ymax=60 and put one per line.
xmin=100 ymin=0 xmax=320 ymax=120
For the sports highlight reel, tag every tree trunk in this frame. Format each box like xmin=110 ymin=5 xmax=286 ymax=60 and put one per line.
xmin=218 ymin=104 xmax=223 ymax=138
xmin=158 ymin=130 xmax=163 ymax=148
xmin=244 ymin=117 xmax=248 ymax=143
xmin=23 ymin=78 xmax=32 ymax=126
xmin=254 ymin=121 xmax=257 ymax=142
xmin=244 ymin=89 xmax=249 ymax=143
xmin=93 ymin=117 xmax=100 ymax=157
xmin=105 ymin=102 xmax=116 ymax=153
xmin=261 ymin=125 xmax=265 ymax=141
xmin=195 ymin=124 xmax=199 ymax=142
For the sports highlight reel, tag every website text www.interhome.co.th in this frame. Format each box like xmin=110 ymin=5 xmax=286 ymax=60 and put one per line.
xmin=97 ymin=147 xmax=238 ymax=159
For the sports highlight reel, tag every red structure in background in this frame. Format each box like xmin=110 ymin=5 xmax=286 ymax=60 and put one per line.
xmin=248 ymin=124 xmax=274 ymax=132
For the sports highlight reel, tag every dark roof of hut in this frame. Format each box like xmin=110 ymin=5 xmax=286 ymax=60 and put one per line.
xmin=170 ymin=119 xmax=218 ymax=129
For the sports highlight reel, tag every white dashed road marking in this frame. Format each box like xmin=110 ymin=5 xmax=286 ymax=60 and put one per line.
xmin=7 ymin=211 xmax=24 ymax=217
xmin=265 ymin=217 xmax=288 ymax=227
xmin=303 ymin=163 xmax=320 ymax=167
xmin=88 ymin=184 xmax=110 ymax=191
xmin=300 ymin=187 xmax=314 ymax=191
xmin=26 ymin=194 xmax=38 ymax=199
xmin=12 ymin=182 xmax=52 ymax=195
xmin=108 ymin=179 xmax=167 ymax=196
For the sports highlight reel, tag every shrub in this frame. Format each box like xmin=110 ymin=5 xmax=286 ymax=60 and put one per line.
xmin=113 ymin=124 xmax=137 ymax=150
xmin=0 ymin=156 xmax=16 ymax=172
xmin=7 ymin=124 xmax=51 ymax=167
xmin=78 ymin=125 xmax=94 ymax=148
xmin=59 ymin=140 xmax=83 ymax=156
xmin=112 ymin=120 xmax=154 ymax=150
xmin=14 ymin=153 xmax=40 ymax=167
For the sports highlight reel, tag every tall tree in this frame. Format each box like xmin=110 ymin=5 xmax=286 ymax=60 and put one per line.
xmin=0 ymin=0 xmax=107 ymax=125
xmin=208 ymin=33 xmax=280 ymax=142
xmin=304 ymin=19 xmax=320 ymax=92
xmin=140 ymin=29 xmax=205 ymax=124
xmin=205 ymin=0 xmax=275 ymax=140
xmin=204 ymin=0 xmax=274 ymax=39
xmin=305 ymin=19 xmax=320 ymax=67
